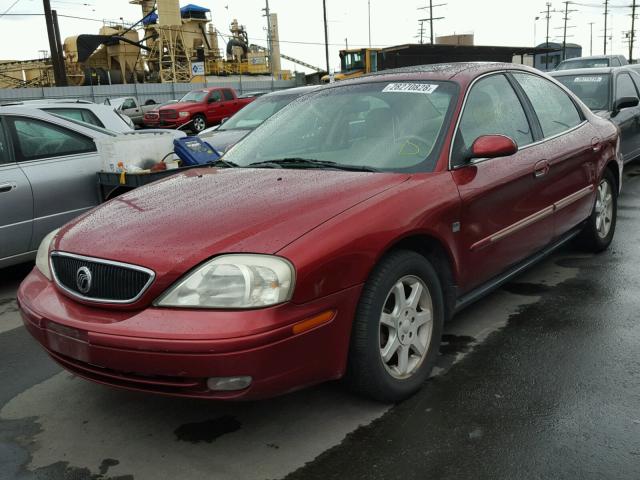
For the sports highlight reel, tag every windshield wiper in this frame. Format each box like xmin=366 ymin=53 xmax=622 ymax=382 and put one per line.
xmin=207 ymin=159 xmax=238 ymax=168
xmin=247 ymin=157 xmax=379 ymax=172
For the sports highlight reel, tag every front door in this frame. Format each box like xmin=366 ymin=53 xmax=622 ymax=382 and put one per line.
xmin=614 ymin=71 xmax=640 ymax=162
xmin=5 ymin=115 xmax=101 ymax=251
xmin=450 ymin=73 xmax=554 ymax=292
xmin=0 ymin=117 xmax=34 ymax=263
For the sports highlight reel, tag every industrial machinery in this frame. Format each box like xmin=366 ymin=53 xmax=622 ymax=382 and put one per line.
xmin=0 ymin=0 xmax=318 ymax=88
xmin=321 ymin=48 xmax=381 ymax=83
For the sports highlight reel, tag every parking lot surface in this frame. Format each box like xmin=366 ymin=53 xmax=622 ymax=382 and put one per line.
xmin=2 ymin=168 xmax=640 ymax=480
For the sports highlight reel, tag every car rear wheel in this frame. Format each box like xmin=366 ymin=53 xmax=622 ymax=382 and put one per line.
xmin=346 ymin=250 xmax=444 ymax=403
xmin=192 ymin=114 xmax=206 ymax=133
xmin=577 ymin=169 xmax=617 ymax=252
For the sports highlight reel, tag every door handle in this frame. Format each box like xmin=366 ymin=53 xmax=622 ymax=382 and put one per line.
xmin=591 ymin=137 xmax=601 ymax=152
xmin=0 ymin=183 xmax=16 ymax=193
xmin=533 ymin=160 xmax=549 ymax=178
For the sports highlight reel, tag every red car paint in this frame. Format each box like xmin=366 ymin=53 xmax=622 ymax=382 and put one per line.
xmin=19 ymin=63 xmax=621 ymax=400
xmin=145 ymin=87 xmax=254 ymax=129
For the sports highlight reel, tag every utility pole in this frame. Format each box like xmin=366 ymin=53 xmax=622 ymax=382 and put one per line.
xmin=51 ymin=10 xmax=67 ymax=85
xmin=322 ymin=0 xmax=329 ymax=73
xmin=560 ymin=1 xmax=577 ymax=60
xmin=540 ymin=3 xmax=559 ymax=70
xmin=368 ymin=0 xmax=371 ymax=47
xmin=418 ymin=1 xmax=445 ymax=44
xmin=345 ymin=38 xmax=348 ymax=50
xmin=604 ymin=0 xmax=609 ymax=54
xmin=417 ymin=19 xmax=426 ymax=44
xmin=43 ymin=0 xmax=66 ymax=86
xmin=631 ymin=0 xmax=637 ymax=63
xmin=262 ymin=0 xmax=273 ymax=75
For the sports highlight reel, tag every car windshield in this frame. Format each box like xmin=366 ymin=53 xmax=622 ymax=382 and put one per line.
xmin=224 ymin=81 xmax=458 ymax=173
xmin=180 ymin=90 xmax=208 ymax=102
xmin=555 ymin=74 xmax=611 ymax=111
xmin=220 ymin=94 xmax=301 ymax=131
xmin=557 ymin=58 xmax=610 ymax=70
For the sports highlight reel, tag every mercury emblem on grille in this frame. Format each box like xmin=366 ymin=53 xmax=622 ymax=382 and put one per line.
xmin=76 ymin=266 xmax=92 ymax=294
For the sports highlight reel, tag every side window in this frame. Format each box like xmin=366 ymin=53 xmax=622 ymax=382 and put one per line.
xmin=9 ymin=117 xmax=96 ymax=161
xmin=121 ymin=99 xmax=136 ymax=110
xmin=612 ymin=57 xmax=621 ymax=67
xmin=43 ymin=108 xmax=104 ymax=128
xmin=209 ymin=90 xmax=222 ymax=102
xmin=453 ymin=74 xmax=533 ymax=163
xmin=513 ymin=73 xmax=582 ymax=138
xmin=616 ymin=73 xmax=638 ymax=99
xmin=222 ymin=89 xmax=235 ymax=101
xmin=0 ymin=119 xmax=9 ymax=164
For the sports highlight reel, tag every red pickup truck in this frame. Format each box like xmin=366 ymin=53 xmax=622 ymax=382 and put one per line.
xmin=144 ymin=87 xmax=255 ymax=132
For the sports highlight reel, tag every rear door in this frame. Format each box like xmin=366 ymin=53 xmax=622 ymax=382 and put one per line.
xmin=6 ymin=114 xmax=101 ymax=250
xmin=511 ymin=72 xmax=598 ymax=239
xmin=222 ymin=88 xmax=237 ymax=118
xmin=450 ymin=73 xmax=554 ymax=290
xmin=0 ymin=116 xmax=34 ymax=263
xmin=205 ymin=90 xmax=223 ymax=123
xmin=613 ymin=71 xmax=640 ymax=161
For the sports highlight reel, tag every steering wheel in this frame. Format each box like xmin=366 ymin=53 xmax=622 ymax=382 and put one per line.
xmin=395 ymin=135 xmax=433 ymax=157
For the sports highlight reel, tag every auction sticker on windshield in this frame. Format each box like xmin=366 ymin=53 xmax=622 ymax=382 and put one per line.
xmin=382 ymin=83 xmax=439 ymax=94
xmin=574 ymin=76 xmax=603 ymax=83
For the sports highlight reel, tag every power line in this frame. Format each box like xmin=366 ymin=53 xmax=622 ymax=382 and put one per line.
xmin=0 ymin=0 xmax=24 ymax=18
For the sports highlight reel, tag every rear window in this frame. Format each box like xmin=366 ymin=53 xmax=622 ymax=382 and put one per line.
xmin=556 ymin=58 xmax=610 ymax=70
xmin=554 ymin=74 xmax=611 ymax=111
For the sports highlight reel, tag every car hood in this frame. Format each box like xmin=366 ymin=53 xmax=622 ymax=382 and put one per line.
xmin=199 ymin=129 xmax=250 ymax=152
xmin=56 ymin=168 xmax=409 ymax=296
xmin=159 ymin=101 xmax=200 ymax=111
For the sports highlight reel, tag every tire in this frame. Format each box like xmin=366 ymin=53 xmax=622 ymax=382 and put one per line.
xmin=192 ymin=114 xmax=206 ymax=133
xmin=576 ymin=169 xmax=617 ymax=252
xmin=346 ymin=250 xmax=445 ymax=403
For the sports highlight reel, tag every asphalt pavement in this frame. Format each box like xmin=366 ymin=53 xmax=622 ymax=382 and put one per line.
xmin=1 ymin=167 xmax=640 ymax=480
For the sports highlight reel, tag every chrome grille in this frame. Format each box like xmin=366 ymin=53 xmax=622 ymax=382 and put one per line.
xmin=160 ymin=109 xmax=178 ymax=119
xmin=50 ymin=252 xmax=155 ymax=303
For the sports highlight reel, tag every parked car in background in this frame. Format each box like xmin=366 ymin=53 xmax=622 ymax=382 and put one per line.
xmin=5 ymin=99 xmax=135 ymax=132
xmin=19 ymin=63 xmax=621 ymax=403
xmin=555 ymin=54 xmax=628 ymax=71
xmin=551 ymin=67 xmax=640 ymax=163
xmin=154 ymin=87 xmax=255 ymax=133
xmin=198 ymin=86 xmax=320 ymax=152
xmin=0 ymin=106 xmax=183 ymax=268
xmin=142 ymin=100 xmax=178 ymax=128
xmin=105 ymin=97 xmax=157 ymax=127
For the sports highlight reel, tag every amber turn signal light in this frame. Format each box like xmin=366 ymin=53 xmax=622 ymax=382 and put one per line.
xmin=292 ymin=310 xmax=336 ymax=335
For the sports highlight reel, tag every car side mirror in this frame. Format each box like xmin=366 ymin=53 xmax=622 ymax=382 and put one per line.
xmin=613 ymin=96 xmax=639 ymax=114
xmin=470 ymin=135 xmax=518 ymax=160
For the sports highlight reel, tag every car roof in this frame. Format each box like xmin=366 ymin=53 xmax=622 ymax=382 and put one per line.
xmin=0 ymin=105 xmax=112 ymax=137
xmin=550 ymin=66 xmax=636 ymax=76
xmin=328 ymin=62 xmax=539 ymax=88
xmin=0 ymin=98 xmax=94 ymax=107
xmin=560 ymin=54 xmax=623 ymax=62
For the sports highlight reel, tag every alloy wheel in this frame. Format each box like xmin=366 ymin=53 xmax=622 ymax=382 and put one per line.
xmin=379 ymin=275 xmax=433 ymax=379
xmin=595 ymin=179 xmax=613 ymax=239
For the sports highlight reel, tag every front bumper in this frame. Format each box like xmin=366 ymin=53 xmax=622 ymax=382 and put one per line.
xmin=18 ymin=269 xmax=361 ymax=400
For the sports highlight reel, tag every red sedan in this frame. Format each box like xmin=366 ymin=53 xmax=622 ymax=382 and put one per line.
xmin=18 ymin=63 xmax=621 ymax=402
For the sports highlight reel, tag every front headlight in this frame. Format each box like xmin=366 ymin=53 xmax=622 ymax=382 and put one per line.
xmin=178 ymin=111 xmax=191 ymax=117
xmin=155 ymin=254 xmax=295 ymax=309
xmin=35 ymin=228 xmax=60 ymax=281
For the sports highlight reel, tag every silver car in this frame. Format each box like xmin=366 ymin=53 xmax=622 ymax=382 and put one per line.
xmin=0 ymin=106 xmax=180 ymax=268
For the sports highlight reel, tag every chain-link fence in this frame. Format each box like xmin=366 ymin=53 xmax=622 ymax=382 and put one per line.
xmin=0 ymin=75 xmax=303 ymax=105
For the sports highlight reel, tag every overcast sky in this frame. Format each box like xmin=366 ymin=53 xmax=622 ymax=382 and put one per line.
xmin=0 ymin=0 xmax=637 ymax=72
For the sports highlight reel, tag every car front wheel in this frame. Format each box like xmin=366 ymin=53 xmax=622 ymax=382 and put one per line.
xmin=346 ymin=250 xmax=444 ymax=403
xmin=192 ymin=114 xmax=206 ymax=133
